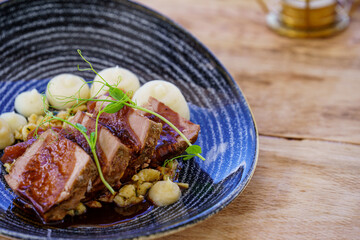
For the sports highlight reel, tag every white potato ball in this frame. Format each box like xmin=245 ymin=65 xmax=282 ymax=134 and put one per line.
xmin=0 ymin=112 xmax=27 ymax=132
xmin=148 ymin=179 xmax=181 ymax=206
xmin=91 ymin=67 xmax=140 ymax=97
xmin=132 ymin=80 xmax=190 ymax=120
xmin=0 ymin=118 xmax=15 ymax=150
xmin=46 ymin=74 xmax=90 ymax=110
xmin=15 ymin=89 xmax=48 ymax=117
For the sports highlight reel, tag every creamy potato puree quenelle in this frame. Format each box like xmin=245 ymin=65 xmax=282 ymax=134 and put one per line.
xmin=90 ymin=67 xmax=140 ymax=98
xmin=15 ymin=89 xmax=48 ymax=117
xmin=0 ymin=119 xmax=15 ymax=149
xmin=132 ymin=80 xmax=190 ymax=120
xmin=0 ymin=112 xmax=27 ymax=133
xmin=46 ymin=74 xmax=90 ymax=110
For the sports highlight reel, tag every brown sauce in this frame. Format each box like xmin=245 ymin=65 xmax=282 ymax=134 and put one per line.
xmin=55 ymin=202 xmax=154 ymax=228
xmin=13 ymin=198 xmax=153 ymax=228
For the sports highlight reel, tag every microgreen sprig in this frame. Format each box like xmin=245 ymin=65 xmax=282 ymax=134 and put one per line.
xmin=162 ymin=145 xmax=203 ymax=168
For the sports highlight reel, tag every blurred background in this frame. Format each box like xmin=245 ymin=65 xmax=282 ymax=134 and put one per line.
xmin=256 ymin=0 xmax=358 ymax=38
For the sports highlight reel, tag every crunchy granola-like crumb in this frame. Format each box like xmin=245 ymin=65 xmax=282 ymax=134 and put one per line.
xmin=66 ymin=210 xmax=75 ymax=217
xmin=114 ymin=184 xmax=145 ymax=207
xmin=14 ymin=130 xmax=22 ymax=140
xmin=21 ymin=123 xmax=37 ymax=141
xmin=114 ymin=194 xmax=144 ymax=208
xmin=74 ymin=202 xmax=87 ymax=215
xmin=136 ymin=182 xmax=153 ymax=196
xmin=132 ymin=169 xmax=160 ymax=182
xmin=27 ymin=114 xmax=38 ymax=124
xmin=118 ymin=184 xmax=136 ymax=198
xmin=4 ymin=163 xmax=13 ymax=173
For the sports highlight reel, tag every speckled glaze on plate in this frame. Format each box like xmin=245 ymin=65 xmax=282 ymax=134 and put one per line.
xmin=0 ymin=0 xmax=258 ymax=239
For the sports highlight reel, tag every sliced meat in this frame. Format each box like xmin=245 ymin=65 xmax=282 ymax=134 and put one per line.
xmin=1 ymin=127 xmax=63 ymax=164
xmin=87 ymin=96 xmax=162 ymax=181
xmin=141 ymin=97 xmax=200 ymax=166
xmin=1 ymin=138 xmax=36 ymax=164
xmin=66 ymin=111 xmax=131 ymax=193
xmin=5 ymin=130 xmax=97 ymax=222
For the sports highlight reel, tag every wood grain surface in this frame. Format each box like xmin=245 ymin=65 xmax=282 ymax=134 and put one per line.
xmin=134 ymin=0 xmax=360 ymax=239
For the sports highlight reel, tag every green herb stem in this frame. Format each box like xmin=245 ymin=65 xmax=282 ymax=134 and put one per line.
xmin=94 ymin=103 xmax=107 ymax=151
xmin=90 ymin=147 xmax=115 ymax=195
xmin=77 ymin=50 xmax=112 ymax=89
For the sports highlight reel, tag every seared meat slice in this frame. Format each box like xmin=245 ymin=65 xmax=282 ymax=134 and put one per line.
xmin=87 ymin=96 xmax=162 ymax=181
xmin=1 ymin=138 xmax=36 ymax=164
xmin=141 ymin=97 xmax=200 ymax=166
xmin=1 ymin=127 xmax=63 ymax=164
xmin=66 ymin=111 xmax=131 ymax=193
xmin=5 ymin=130 xmax=97 ymax=222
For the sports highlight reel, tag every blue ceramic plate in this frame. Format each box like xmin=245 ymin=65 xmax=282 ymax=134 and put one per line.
xmin=0 ymin=0 xmax=258 ymax=239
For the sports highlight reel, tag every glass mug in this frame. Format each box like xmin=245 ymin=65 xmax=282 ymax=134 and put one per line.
xmin=256 ymin=0 xmax=359 ymax=38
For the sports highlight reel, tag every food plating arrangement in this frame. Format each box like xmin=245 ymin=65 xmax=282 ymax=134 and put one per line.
xmin=0 ymin=50 xmax=204 ymax=225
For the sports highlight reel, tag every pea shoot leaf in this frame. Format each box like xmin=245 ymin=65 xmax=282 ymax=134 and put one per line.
xmin=183 ymin=155 xmax=194 ymax=160
xmin=76 ymin=123 xmax=87 ymax=133
xmin=185 ymin=145 xmax=202 ymax=155
xmin=109 ymin=87 xmax=130 ymax=102
xmin=103 ymin=102 xmax=124 ymax=113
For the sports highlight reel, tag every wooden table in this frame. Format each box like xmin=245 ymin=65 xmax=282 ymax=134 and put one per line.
xmin=135 ymin=1 xmax=360 ymax=239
